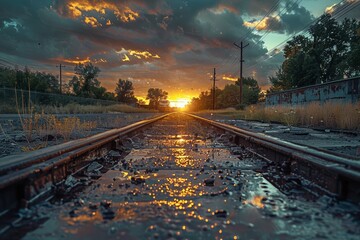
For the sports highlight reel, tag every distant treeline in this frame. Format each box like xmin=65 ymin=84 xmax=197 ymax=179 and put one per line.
xmin=187 ymin=77 xmax=262 ymax=111
xmin=0 ymin=64 xmax=119 ymax=102
xmin=0 ymin=64 xmax=170 ymax=109
xmin=0 ymin=66 xmax=60 ymax=93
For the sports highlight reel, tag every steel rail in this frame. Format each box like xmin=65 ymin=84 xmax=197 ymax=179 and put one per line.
xmin=0 ymin=114 xmax=170 ymax=176
xmin=0 ymin=113 xmax=171 ymax=214
xmin=0 ymin=111 xmax=359 ymax=214
xmin=187 ymin=114 xmax=360 ymax=170
xmin=186 ymin=113 xmax=360 ymax=201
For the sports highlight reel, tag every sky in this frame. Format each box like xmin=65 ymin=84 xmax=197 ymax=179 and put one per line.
xmin=0 ymin=0 xmax=359 ymax=102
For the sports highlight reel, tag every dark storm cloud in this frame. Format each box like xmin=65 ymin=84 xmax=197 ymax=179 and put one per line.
xmin=0 ymin=0 xmax=318 ymax=92
xmin=242 ymin=1 xmax=314 ymax=34
xmin=280 ymin=1 xmax=315 ymax=34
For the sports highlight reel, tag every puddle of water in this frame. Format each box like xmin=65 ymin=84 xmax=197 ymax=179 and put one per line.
xmin=17 ymin=115 xmax=360 ymax=240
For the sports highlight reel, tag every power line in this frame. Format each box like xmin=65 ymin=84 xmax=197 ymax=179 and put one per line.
xmin=233 ymin=41 xmax=249 ymax=104
xmin=255 ymin=0 xmax=303 ymax=46
xmin=216 ymin=0 xmax=299 ymax=80
xmin=239 ymin=0 xmax=282 ymax=43
xmin=243 ymin=0 xmax=356 ymax=73
xmin=215 ymin=0 xmax=282 ymax=77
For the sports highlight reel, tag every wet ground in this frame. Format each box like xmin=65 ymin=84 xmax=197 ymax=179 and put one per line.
xmin=5 ymin=113 xmax=360 ymax=240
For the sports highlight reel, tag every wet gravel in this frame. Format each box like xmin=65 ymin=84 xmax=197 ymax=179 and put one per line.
xmin=5 ymin=113 xmax=359 ymax=240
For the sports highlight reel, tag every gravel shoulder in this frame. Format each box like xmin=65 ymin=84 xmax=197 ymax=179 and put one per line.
xmin=0 ymin=113 xmax=161 ymax=158
xmin=1 ymin=112 xmax=359 ymax=159
xmin=196 ymin=113 xmax=360 ymax=158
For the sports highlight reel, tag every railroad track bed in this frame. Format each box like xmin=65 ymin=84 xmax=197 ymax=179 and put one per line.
xmin=1 ymin=113 xmax=359 ymax=239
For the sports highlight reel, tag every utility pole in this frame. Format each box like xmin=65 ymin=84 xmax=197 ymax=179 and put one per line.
xmin=56 ymin=64 xmax=65 ymax=94
xmin=212 ymin=67 xmax=218 ymax=110
xmin=233 ymin=41 xmax=249 ymax=104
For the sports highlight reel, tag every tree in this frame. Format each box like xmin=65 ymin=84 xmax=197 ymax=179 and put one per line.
xmin=68 ymin=63 xmax=101 ymax=98
xmin=236 ymin=77 xmax=260 ymax=105
xmin=115 ymin=79 xmax=137 ymax=104
xmin=0 ymin=66 xmax=60 ymax=93
xmin=188 ymin=77 xmax=260 ymax=111
xmin=0 ymin=66 xmax=16 ymax=88
xmin=146 ymin=88 xmax=168 ymax=109
xmin=68 ymin=75 xmax=82 ymax=96
xmin=217 ymin=84 xmax=239 ymax=109
xmin=309 ymin=14 xmax=349 ymax=82
xmin=270 ymin=14 xmax=360 ymax=92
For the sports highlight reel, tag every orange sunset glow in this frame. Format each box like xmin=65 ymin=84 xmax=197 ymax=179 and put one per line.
xmin=169 ymin=99 xmax=190 ymax=108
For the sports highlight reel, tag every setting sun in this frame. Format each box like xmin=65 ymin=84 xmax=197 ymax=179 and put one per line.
xmin=169 ymin=99 xmax=190 ymax=108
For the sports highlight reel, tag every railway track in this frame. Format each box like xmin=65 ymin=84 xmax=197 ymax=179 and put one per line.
xmin=0 ymin=113 xmax=359 ymax=239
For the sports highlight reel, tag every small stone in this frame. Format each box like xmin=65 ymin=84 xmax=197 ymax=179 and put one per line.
xmin=87 ymin=161 xmax=103 ymax=172
xmin=75 ymin=198 xmax=85 ymax=206
xmin=204 ymin=178 xmax=215 ymax=186
xmin=214 ymin=210 xmax=227 ymax=218
xmin=89 ymin=203 xmax=98 ymax=210
xmin=101 ymin=200 xmax=112 ymax=208
xmin=131 ymin=176 xmax=146 ymax=185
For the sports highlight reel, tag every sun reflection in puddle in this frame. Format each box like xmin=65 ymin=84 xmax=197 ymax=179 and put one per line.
xmin=174 ymin=148 xmax=196 ymax=167
xmin=159 ymin=177 xmax=202 ymax=197
xmin=153 ymin=199 xmax=194 ymax=210
xmin=243 ymin=195 xmax=265 ymax=208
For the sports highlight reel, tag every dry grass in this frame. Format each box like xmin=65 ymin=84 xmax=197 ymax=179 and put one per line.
xmin=19 ymin=113 xmax=97 ymax=145
xmin=1 ymin=103 xmax=155 ymax=114
xmin=42 ymin=103 xmax=154 ymax=114
xmin=49 ymin=116 xmax=97 ymax=141
xmin=7 ymin=89 xmax=146 ymax=152
xmin=199 ymin=102 xmax=360 ymax=131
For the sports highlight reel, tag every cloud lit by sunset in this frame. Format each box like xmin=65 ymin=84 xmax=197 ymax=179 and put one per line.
xmin=222 ymin=75 xmax=238 ymax=81
xmin=0 ymin=0 xmax=349 ymax=100
xmin=61 ymin=0 xmax=139 ymax=23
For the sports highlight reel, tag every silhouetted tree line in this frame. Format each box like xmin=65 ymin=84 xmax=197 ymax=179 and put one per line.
xmin=188 ymin=77 xmax=261 ymax=111
xmin=269 ymin=14 xmax=360 ymax=92
xmin=0 ymin=63 xmax=141 ymax=104
xmin=0 ymin=66 xmax=59 ymax=93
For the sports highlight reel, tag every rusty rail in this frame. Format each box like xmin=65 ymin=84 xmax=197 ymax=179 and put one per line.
xmin=187 ymin=113 xmax=360 ymax=202
xmin=0 ymin=113 xmax=170 ymax=214
xmin=1 ymin=111 xmax=359 ymax=219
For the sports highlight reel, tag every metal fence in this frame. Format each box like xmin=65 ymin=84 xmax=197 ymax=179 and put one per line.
xmin=0 ymin=87 xmax=119 ymax=112
xmin=266 ymin=77 xmax=360 ymax=106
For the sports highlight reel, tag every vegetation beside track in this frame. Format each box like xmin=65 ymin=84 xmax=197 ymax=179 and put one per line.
xmin=196 ymin=102 xmax=360 ymax=131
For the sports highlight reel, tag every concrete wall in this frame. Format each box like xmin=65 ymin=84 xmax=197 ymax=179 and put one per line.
xmin=266 ymin=77 xmax=360 ymax=106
